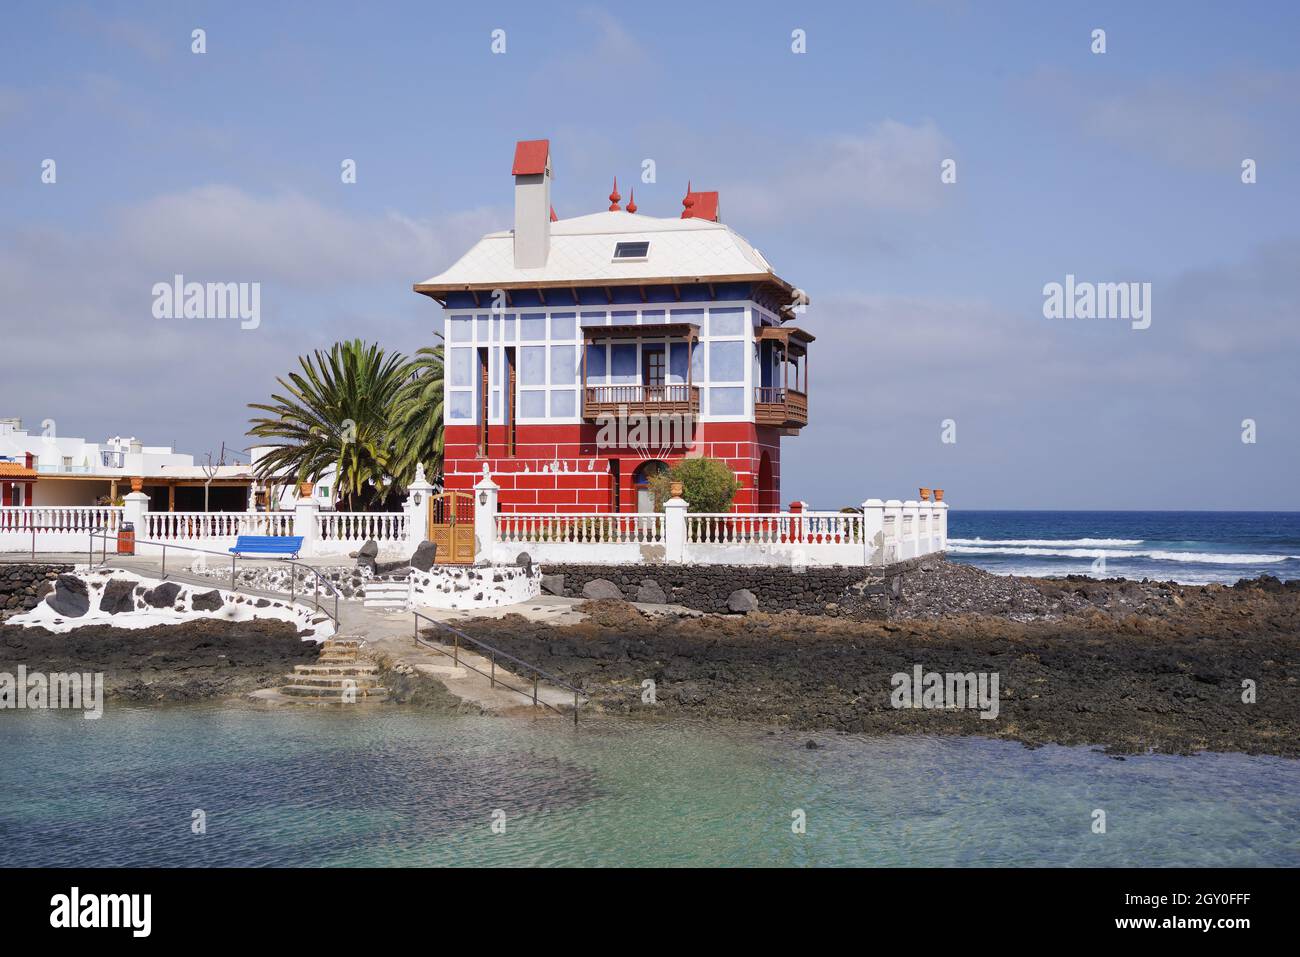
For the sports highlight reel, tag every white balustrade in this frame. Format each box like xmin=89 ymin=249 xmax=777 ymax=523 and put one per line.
xmin=496 ymin=512 xmax=664 ymax=545
xmin=316 ymin=511 xmax=409 ymax=543
xmin=0 ymin=506 xmax=122 ymax=534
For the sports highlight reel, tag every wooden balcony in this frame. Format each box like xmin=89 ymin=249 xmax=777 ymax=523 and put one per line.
xmin=754 ymin=387 xmax=808 ymax=429
xmin=584 ymin=384 xmax=700 ymax=419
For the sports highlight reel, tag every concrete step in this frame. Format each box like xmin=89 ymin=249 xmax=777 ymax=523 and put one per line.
xmin=280 ymin=684 xmax=387 ymax=700
xmin=289 ymin=675 xmax=383 ymax=689
xmin=293 ymin=663 xmax=379 ymax=676
xmin=363 ymin=599 xmax=408 ymax=608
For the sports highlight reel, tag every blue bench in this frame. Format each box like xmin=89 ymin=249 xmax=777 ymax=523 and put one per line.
xmin=229 ymin=535 xmax=304 ymax=559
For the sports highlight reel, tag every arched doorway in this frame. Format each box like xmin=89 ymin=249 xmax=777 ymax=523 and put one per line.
xmin=633 ymin=460 xmax=668 ymax=512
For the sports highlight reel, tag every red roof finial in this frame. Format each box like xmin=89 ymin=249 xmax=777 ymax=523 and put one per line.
xmin=682 ymin=180 xmax=695 ymax=217
xmin=549 ymin=205 xmax=558 ymax=222
xmin=626 ymin=188 xmax=637 ymax=214
xmin=608 ymin=176 xmax=622 ymax=212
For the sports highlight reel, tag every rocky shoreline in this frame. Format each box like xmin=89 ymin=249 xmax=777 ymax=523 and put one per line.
xmin=1 ymin=560 xmax=1296 ymax=755
xmin=450 ymin=562 xmax=1300 ymax=757
xmin=0 ymin=618 xmax=317 ymax=701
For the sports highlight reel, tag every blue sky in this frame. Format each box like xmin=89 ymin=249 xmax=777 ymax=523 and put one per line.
xmin=2 ymin=1 xmax=1297 ymax=508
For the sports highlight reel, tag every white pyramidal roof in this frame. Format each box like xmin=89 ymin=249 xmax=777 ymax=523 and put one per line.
xmin=416 ymin=210 xmax=789 ymax=292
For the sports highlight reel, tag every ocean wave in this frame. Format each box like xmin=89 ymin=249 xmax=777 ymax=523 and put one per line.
xmin=946 ymin=546 xmax=1299 ymax=564
xmin=949 ymin=537 xmax=1143 ymax=548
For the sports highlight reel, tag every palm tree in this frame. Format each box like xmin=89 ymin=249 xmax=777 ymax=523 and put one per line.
xmin=390 ymin=342 xmax=445 ymax=486
xmin=248 ymin=339 xmax=410 ymax=510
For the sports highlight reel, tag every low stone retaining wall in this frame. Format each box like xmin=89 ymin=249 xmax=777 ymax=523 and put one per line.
xmin=0 ymin=563 xmax=73 ymax=620
xmin=410 ymin=564 xmax=541 ymax=610
xmin=186 ymin=562 xmax=373 ymax=599
xmin=6 ymin=568 xmax=334 ymax=641
xmin=540 ymin=558 xmax=934 ymax=618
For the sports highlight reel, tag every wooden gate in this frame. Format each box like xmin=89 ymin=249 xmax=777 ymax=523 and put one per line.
xmin=428 ymin=490 xmax=475 ymax=564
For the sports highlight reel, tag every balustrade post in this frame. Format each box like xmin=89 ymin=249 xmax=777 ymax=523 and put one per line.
xmin=404 ymin=463 xmax=435 ymax=556
xmin=663 ymin=494 xmax=688 ymax=563
xmin=122 ymin=484 xmax=151 ymax=556
xmin=903 ymin=500 xmax=922 ymax=560
xmin=861 ymin=499 xmax=884 ymax=566
xmin=934 ymin=500 xmax=949 ymax=552
xmin=883 ymin=499 xmax=904 ymax=565
xmin=474 ymin=465 xmax=500 ymax=565
xmin=293 ymin=489 xmax=320 ymax=558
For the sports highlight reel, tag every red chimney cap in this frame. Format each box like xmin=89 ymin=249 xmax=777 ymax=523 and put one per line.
xmin=512 ymin=139 xmax=550 ymax=176
xmin=681 ymin=189 xmax=719 ymax=222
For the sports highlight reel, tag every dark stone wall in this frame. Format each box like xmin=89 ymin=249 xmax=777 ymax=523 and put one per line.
xmin=0 ymin=564 xmax=73 ymax=617
xmin=540 ymin=559 xmax=929 ymax=618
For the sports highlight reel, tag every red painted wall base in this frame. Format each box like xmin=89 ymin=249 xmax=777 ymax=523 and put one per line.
xmin=443 ymin=423 xmax=784 ymax=513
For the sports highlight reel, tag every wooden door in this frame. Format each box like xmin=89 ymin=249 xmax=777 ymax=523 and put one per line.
xmin=428 ymin=491 xmax=476 ymax=564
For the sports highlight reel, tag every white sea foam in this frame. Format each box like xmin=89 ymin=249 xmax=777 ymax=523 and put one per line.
xmin=948 ymin=538 xmax=1143 ymax=548
xmin=947 ymin=545 xmax=1297 ymax=564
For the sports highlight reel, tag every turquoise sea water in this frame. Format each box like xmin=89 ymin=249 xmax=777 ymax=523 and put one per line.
xmin=1 ymin=706 xmax=1296 ymax=867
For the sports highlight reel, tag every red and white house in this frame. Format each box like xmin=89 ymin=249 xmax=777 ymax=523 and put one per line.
xmin=414 ymin=139 xmax=812 ymax=514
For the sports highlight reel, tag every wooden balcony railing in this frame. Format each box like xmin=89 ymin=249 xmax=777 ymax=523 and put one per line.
xmin=584 ymin=384 xmax=699 ymax=419
xmin=754 ymin=387 xmax=808 ymax=428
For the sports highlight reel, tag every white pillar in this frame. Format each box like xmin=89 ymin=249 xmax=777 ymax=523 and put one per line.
xmin=122 ymin=488 xmax=152 ymax=555
xmin=405 ymin=463 xmax=434 ymax=552
xmin=902 ymin=500 xmax=921 ymax=559
xmin=934 ymin=500 xmax=948 ymax=551
xmin=663 ymin=495 xmax=688 ymax=563
xmin=293 ymin=492 xmax=319 ymax=556
xmin=861 ymin=498 xmax=884 ymax=566
xmin=474 ymin=465 xmax=500 ymax=565
xmin=884 ymin=499 xmax=903 ymax=564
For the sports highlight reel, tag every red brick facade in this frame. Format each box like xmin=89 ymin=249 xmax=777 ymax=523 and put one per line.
xmin=443 ymin=423 xmax=783 ymax=513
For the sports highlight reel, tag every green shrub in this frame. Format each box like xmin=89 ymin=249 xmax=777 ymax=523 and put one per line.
xmin=646 ymin=457 xmax=741 ymax=513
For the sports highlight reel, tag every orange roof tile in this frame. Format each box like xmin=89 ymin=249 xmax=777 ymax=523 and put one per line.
xmin=0 ymin=463 xmax=36 ymax=478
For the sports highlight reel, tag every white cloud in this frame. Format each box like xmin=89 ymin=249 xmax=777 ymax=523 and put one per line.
xmin=728 ymin=120 xmax=952 ymax=222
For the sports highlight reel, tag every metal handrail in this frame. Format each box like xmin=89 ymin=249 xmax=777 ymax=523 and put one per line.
xmin=87 ymin=528 xmax=342 ymax=625
xmin=412 ymin=610 xmax=589 ymax=725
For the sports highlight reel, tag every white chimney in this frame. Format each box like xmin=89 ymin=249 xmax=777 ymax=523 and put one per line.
xmin=512 ymin=139 xmax=551 ymax=269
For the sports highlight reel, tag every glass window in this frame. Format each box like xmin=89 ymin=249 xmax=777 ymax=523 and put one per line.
xmin=550 ymin=391 xmax=577 ymax=417
xmin=709 ymin=307 xmax=744 ymax=337
xmin=520 ymin=313 xmax=546 ymax=341
xmin=710 ymin=387 xmax=744 ymax=415
xmin=550 ymin=345 xmax=577 ymax=385
xmin=476 ymin=316 xmax=490 ymax=341
xmin=449 ymin=392 xmax=473 ymax=420
xmin=449 ymin=348 xmax=474 ymax=387
xmin=550 ymin=313 xmax=576 ymax=340
xmin=581 ymin=311 xmax=608 ymax=327
xmin=449 ymin=317 xmax=472 ymax=342
xmin=669 ymin=343 xmax=688 ymax=384
xmin=611 ymin=344 xmax=638 ymax=384
xmin=520 ymin=390 xmax=546 ymax=417
xmin=710 ymin=341 xmax=744 ymax=381
xmin=502 ymin=315 xmax=516 ymax=341
xmin=641 ymin=309 xmax=666 ymax=324
xmin=670 ymin=308 xmax=704 ymax=326
xmin=521 ymin=346 xmax=546 ymax=385
xmin=611 ymin=310 xmax=637 ymax=325
xmin=586 ymin=344 xmax=608 ymax=380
